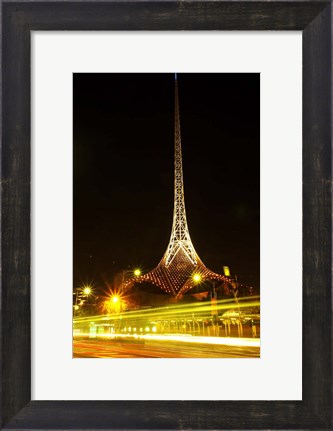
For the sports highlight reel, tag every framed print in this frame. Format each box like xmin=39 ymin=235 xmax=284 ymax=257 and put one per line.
xmin=1 ymin=1 xmax=332 ymax=430
xmin=32 ymin=32 xmax=302 ymax=402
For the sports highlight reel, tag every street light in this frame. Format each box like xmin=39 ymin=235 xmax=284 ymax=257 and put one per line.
xmin=73 ymin=284 xmax=98 ymax=316
xmin=120 ymin=267 xmax=142 ymax=291
xmin=133 ymin=268 xmax=141 ymax=277
xmin=100 ymin=292 xmax=126 ymax=314
xmin=83 ymin=286 xmax=92 ymax=296
xmin=192 ymin=273 xmax=202 ymax=284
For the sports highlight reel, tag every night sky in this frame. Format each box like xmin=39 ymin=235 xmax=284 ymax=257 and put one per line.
xmin=73 ymin=73 xmax=260 ymax=294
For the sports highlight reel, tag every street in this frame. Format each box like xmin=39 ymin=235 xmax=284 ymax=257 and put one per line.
xmin=73 ymin=336 xmax=260 ymax=358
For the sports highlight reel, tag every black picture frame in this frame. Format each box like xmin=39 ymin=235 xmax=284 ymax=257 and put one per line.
xmin=1 ymin=1 xmax=332 ymax=430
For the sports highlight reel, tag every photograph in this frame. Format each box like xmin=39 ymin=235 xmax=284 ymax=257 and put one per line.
xmin=73 ymin=72 xmax=260 ymax=358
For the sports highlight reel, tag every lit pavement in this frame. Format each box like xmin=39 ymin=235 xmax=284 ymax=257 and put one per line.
xmin=73 ymin=337 xmax=260 ymax=358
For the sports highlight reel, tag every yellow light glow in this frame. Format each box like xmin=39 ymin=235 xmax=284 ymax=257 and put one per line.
xmin=74 ymin=296 xmax=260 ymax=326
xmin=74 ymin=305 xmax=79 ymax=310
xmin=134 ymin=269 xmax=141 ymax=277
xmin=192 ymin=273 xmax=202 ymax=283
xmin=112 ymin=296 xmax=119 ymax=303
xmin=223 ymin=266 xmax=231 ymax=276
xmin=83 ymin=286 xmax=92 ymax=295
xmin=73 ymin=332 xmax=260 ymax=348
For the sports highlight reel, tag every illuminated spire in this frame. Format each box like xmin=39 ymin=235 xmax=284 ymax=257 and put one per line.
xmin=124 ymin=74 xmax=228 ymax=297
xmin=164 ymin=75 xmax=197 ymax=266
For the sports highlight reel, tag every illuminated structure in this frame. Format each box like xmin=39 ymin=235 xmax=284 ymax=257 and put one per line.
xmin=126 ymin=74 xmax=228 ymax=298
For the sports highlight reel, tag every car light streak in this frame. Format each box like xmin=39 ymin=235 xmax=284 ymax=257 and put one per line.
xmin=73 ymin=332 xmax=260 ymax=348
xmin=74 ymin=295 xmax=260 ymax=325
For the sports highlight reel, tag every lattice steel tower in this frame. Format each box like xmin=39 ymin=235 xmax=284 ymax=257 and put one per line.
xmin=126 ymin=74 xmax=228 ymax=298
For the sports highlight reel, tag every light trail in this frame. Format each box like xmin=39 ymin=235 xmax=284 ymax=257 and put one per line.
xmin=73 ymin=332 xmax=260 ymax=348
xmin=74 ymin=295 xmax=260 ymax=325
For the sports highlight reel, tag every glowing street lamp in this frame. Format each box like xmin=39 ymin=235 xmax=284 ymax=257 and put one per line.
xmin=120 ymin=267 xmax=142 ymax=291
xmin=112 ymin=295 xmax=120 ymax=304
xmin=133 ymin=268 xmax=141 ymax=277
xmin=83 ymin=286 xmax=92 ymax=296
xmin=82 ymin=284 xmax=98 ymax=302
xmin=73 ymin=283 xmax=97 ymax=317
xmin=192 ymin=273 xmax=202 ymax=284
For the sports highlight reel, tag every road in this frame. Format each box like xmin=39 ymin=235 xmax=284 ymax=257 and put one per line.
xmin=73 ymin=337 xmax=260 ymax=358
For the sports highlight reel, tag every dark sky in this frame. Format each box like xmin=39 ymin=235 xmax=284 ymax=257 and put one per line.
xmin=73 ymin=73 xmax=260 ymax=293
